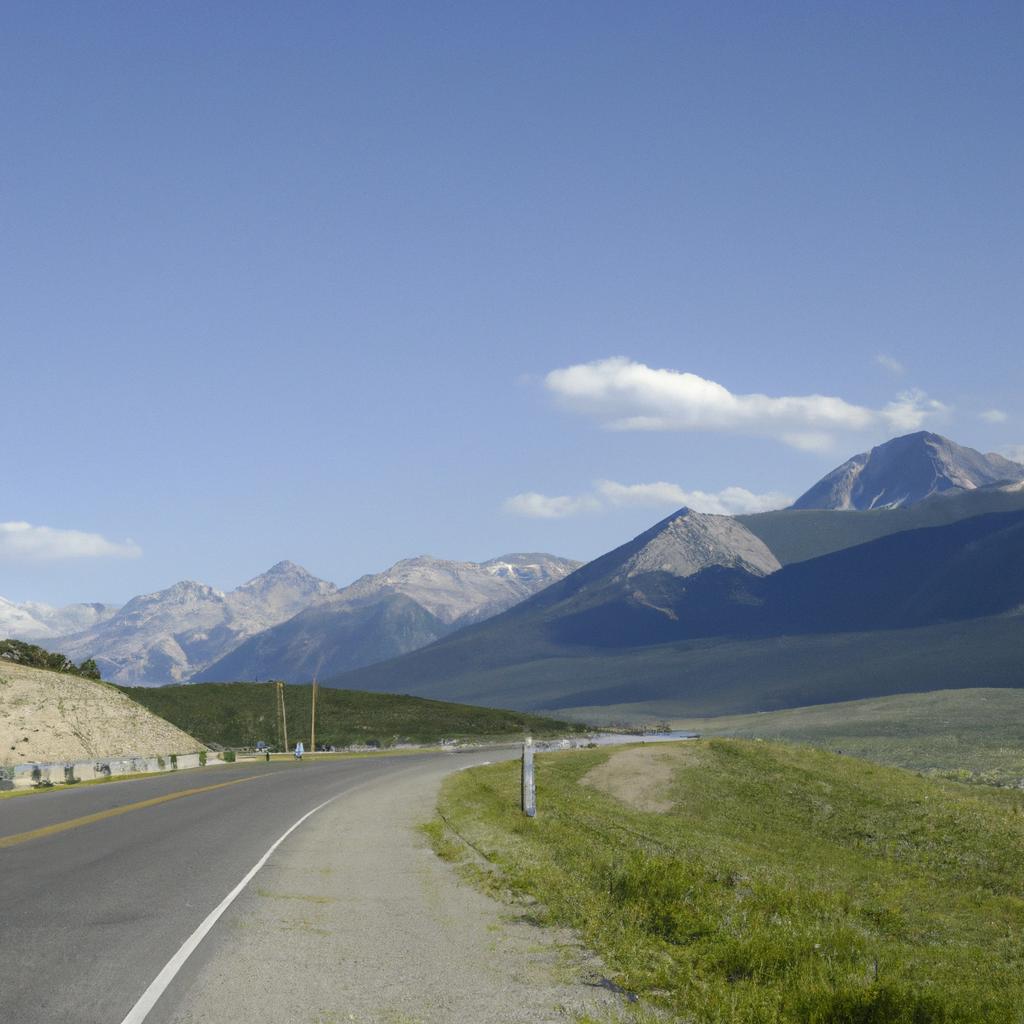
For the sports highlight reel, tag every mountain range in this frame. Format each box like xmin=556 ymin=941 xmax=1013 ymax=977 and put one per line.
xmin=2 ymin=554 xmax=579 ymax=685
xmin=0 ymin=598 xmax=119 ymax=641
xmin=4 ymin=430 xmax=1022 ymax=702
xmin=323 ymin=433 xmax=1024 ymax=713
xmin=331 ymin=488 xmax=1024 ymax=712
xmin=54 ymin=561 xmax=339 ymax=684
xmin=193 ymin=553 xmax=580 ymax=683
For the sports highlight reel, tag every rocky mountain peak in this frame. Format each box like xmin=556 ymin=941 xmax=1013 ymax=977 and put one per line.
xmin=333 ymin=552 xmax=582 ymax=625
xmin=46 ymin=563 xmax=337 ymax=685
xmin=1 ymin=599 xmax=122 ymax=641
xmin=264 ymin=559 xmax=307 ymax=576
xmin=236 ymin=560 xmax=332 ymax=594
xmin=792 ymin=432 xmax=1024 ymax=511
xmin=153 ymin=581 xmax=223 ymax=602
xmin=618 ymin=508 xmax=781 ymax=580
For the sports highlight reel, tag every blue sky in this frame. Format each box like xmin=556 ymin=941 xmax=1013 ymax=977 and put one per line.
xmin=2 ymin=1 xmax=1021 ymax=605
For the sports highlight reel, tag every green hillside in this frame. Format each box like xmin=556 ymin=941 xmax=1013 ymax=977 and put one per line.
xmin=345 ymin=613 xmax=1024 ymax=715
xmin=431 ymin=740 xmax=1024 ymax=1022
xmin=119 ymin=682 xmax=576 ymax=749
xmin=583 ymin=688 xmax=1024 ymax=787
xmin=334 ymin=499 xmax=1024 ymax=713
xmin=738 ymin=483 xmax=1024 ymax=565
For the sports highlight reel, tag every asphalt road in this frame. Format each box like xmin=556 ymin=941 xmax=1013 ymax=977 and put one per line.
xmin=0 ymin=753 xmax=487 ymax=1024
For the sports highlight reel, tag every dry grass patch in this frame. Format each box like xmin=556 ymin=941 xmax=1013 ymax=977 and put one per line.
xmin=580 ymin=743 xmax=703 ymax=813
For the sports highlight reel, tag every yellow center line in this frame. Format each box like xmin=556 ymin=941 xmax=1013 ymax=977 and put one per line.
xmin=0 ymin=773 xmax=267 ymax=850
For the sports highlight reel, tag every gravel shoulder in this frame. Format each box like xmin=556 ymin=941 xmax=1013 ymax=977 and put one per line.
xmin=156 ymin=755 xmax=623 ymax=1024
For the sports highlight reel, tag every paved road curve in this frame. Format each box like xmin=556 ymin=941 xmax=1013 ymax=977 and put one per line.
xmin=0 ymin=753 xmax=483 ymax=1024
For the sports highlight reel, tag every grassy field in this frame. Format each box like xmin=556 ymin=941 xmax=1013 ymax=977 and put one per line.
xmin=572 ymin=688 xmax=1024 ymax=788
xmin=120 ymin=681 xmax=576 ymax=749
xmin=431 ymin=740 xmax=1024 ymax=1023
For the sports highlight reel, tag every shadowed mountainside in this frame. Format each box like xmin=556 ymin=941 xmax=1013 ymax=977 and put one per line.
xmin=328 ymin=507 xmax=1024 ymax=713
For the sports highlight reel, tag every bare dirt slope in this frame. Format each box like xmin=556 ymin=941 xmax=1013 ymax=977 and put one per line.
xmin=580 ymin=744 xmax=702 ymax=813
xmin=0 ymin=662 xmax=203 ymax=765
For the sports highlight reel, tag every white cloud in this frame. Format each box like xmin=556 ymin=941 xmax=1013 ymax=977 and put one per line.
xmin=881 ymin=389 xmax=949 ymax=432
xmin=502 ymin=493 xmax=601 ymax=519
xmin=780 ymin=432 xmax=836 ymax=453
xmin=593 ymin=481 xmax=692 ymax=508
xmin=505 ymin=481 xmax=792 ymax=519
xmin=596 ymin=480 xmax=792 ymax=515
xmin=0 ymin=522 xmax=142 ymax=562
xmin=875 ymin=354 xmax=905 ymax=374
xmin=981 ymin=409 xmax=1008 ymax=424
xmin=544 ymin=358 xmax=947 ymax=450
xmin=1000 ymin=445 xmax=1024 ymax=465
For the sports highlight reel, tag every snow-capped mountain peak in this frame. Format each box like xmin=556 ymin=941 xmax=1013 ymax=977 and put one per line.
xmin=792 ymin=431 xmax=1024 ymax=510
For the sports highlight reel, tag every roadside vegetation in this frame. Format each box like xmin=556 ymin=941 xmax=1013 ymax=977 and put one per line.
xmin=120 ymin=681 xmax=576 ymax=749
xmin=431 ymin=739 xmax=1024 ymax=1023
xmin=0 ymin=638 xmax=101 ymax=680
xmin=580 ymin=687 xmax=1024 ymax=788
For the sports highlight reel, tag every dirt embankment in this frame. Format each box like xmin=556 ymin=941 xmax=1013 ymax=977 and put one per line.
xmin=580 ymin=743 xmax=702 ymax=812
xmin=0 ymin=662 xmax=204 ymax=765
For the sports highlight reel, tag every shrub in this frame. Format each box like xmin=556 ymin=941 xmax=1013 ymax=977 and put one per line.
xmin=0 ymin=639 xmax=104 ymax=680
xmin=223 ymin=750 xmax=236 ymax=763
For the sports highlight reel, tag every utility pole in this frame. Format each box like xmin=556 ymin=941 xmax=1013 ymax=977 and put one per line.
xmin=274 ymin=681 xmax=283 ymax=751
xmin=309 ymin=658 xmax=324 ymax=755
xmin=310 ymin=677 xmax=318 ymax=754
xmin=276 ymin=680 xmax=289 ymax=754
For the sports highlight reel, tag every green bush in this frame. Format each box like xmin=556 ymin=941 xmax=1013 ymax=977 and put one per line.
xmin=0 ymin=639 xmax=103 ymax=680
xmin=199 ymin=750 xmax=207 ymax=766
xmin=222 ymin=750 xmax=236 ymax=763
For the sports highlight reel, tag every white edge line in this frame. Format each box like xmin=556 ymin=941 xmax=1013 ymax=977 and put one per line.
xmin=119 ymin=791 xmax=344 ymax=1024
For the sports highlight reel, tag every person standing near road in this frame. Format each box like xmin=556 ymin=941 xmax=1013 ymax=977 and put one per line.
xmin=294 ymin=740 xmax=304 ymax=760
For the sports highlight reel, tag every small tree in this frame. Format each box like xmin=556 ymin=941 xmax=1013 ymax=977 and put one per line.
xmin=77 ymin=658 xmax=101 ymax=680
xmin=0 ymin=639 xmax=103 ymax=680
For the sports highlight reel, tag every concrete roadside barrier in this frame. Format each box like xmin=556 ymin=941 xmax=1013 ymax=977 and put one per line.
xmin=0 ymin=750 xmax=221 ymax=792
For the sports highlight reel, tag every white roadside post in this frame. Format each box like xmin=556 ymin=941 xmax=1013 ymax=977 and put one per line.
xmin=522 ymin=736 xmax=536 ymax=817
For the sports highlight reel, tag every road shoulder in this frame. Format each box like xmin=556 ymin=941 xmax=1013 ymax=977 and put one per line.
xmin=157 ymin=756 xmax=623 ymax=1024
